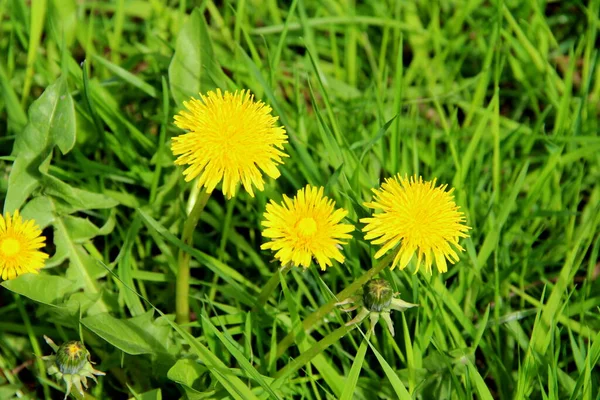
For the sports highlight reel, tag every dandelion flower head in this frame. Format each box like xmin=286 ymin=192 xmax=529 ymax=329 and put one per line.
xmin=361 ymin=175 xmax=470 ymax=274
xmin=172 ymin=89 xmax=288 ymax=198
xmin=261 ymin=185 xmax=354 ymax=270
xmin=0 ymin=210 xmax=48 ymax=280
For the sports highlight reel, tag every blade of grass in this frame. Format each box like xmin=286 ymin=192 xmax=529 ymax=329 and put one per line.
xmin=367 ymin=339 xmax=411 ymax=400
xmin=98 ymin=263 xmax=261 ymax=400
xmin=92 ymin=54 xmax=157 ymax=98
xmin=0 ymin=63 xmax=27 ymax=128
xmin=138 ymin=209 xmax=260 ymax=295
xmin=340 ymin=335 xmax=369 ymax=400
xmin=21 ymin=0 xmax=47 ymax=106
xmin=201 ymin=315 xmax=282 ymax=400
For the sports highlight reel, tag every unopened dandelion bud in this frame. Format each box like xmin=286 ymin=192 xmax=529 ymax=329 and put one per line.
xmin=363 ymin=279 xmax=394 ymax=312
xmin=337 ymin=278 xmax=418 ymax=336
xmin=56 ymin=341 xmax=90 ymax=375
xmin=43 ymin=336 xmax=105 ymax=400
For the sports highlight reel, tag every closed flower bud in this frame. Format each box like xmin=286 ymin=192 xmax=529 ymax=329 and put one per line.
xmin=43 ymin=336 xmax=105 ymax=400
xmin=56 ymin=341 xmax=89 ymax=375
xmin=336 ymin=278 xmax=418 ymax=336
xmin=362 ymin=279 xmax=394 ymax=312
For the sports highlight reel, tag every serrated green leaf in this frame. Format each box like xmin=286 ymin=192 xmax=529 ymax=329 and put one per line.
xmin=53 ymin=212 xmax=110 ymax=311
xmin=42 ymin=174 xmax=118 ymax=213
xmin=167 ymin=359 xmax=208 ymax=393
xmin=5 ymin=75 xmax=76 ymax=212
xmin=1 ymin=273 xmax=74 ymax=306
xmin=81 ymin=311 xmax=173 ymax=356
xmin=129 ymin=388 xmax=163 ymax=400
xmin=20 ymin=196 xmax=55 ymax=229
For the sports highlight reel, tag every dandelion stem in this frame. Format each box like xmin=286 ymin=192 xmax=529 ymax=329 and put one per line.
xmin=176 ymin=190 xmax=211 ymax=327
xmin=272 ymin=251 xmax=395 ymax=359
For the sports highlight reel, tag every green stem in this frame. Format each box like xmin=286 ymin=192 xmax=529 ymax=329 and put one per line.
xmin=255 ymin=263 xmax=292 ymax=308
xmin=15 ymin=294 xmax=51 ymax=400
xmin=176 ymin=190 xmax=211 ymax=326
xmin=273 ymin=251 xmax=395 ymax=359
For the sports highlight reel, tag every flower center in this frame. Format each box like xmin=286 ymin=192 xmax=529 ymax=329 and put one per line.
xmin=297 ymin=217 xmax=317 ymax=237
xmin=67 ymin=343 xmax=81 ymax=357
xmin=0 ymin=238 xmax=21 ymax=257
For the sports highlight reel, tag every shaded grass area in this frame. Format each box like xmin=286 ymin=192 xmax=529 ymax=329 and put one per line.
xmin=1 ymin=0 xmax=599 ymax=399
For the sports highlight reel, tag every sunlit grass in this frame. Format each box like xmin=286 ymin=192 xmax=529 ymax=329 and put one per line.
xmin=1 ymin=0 xmax=599 ymax=399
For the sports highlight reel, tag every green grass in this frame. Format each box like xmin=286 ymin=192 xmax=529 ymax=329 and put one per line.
xmin=1 ymin=0 xmax=600 ymax=399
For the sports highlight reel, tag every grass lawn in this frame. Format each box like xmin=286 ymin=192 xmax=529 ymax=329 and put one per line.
xmin=1 ymin=0 xmax=599 ymax=399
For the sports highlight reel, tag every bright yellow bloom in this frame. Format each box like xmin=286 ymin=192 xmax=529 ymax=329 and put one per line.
xmin=0 ymin=210 xmax=48 ymax=280
xmin=261 ymin=185 xmax=354 ymax=270
xmin=361 ymin=175 xmax=470 ymax=274
xmin=172 ymin=89 xmax=288 ymax=199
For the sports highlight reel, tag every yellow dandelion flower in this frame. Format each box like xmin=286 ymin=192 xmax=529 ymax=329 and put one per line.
xmin=261 ymin=185 xmax=354 ymax=270
xmin=361 ymin=175 xmax=470 ymax=274
xmin=0 ymin=210 xmax=48 ymax=280
xmin=172 ymin=89 xmax=288 ymax=199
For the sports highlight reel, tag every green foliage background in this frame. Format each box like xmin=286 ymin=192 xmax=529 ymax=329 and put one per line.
xmin=1 ymin=0 xmax=599 ymax=399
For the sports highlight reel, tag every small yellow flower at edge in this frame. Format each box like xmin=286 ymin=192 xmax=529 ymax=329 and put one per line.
xmin=361 ymin=175 xmax=470 ymax=274
xmin=0 ymin=210 xmax=49 ymax=280
xmin=172 ymin=89 xmax=288 ymax=199
xmin=261 ymin=185 xmax=354 ymax=270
